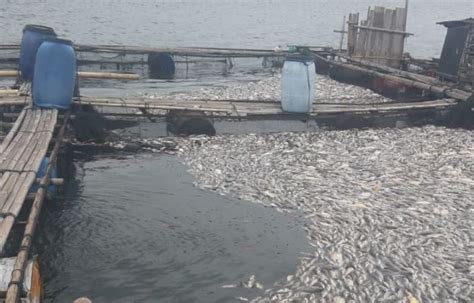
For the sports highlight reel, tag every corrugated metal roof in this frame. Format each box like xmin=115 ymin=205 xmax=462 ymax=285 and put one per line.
xmin=437 ymin=18 xmax=474 ymax=28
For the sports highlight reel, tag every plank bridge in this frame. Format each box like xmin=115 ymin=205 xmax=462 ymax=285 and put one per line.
xmin=0 ymin=106 xmax=67 ymax=302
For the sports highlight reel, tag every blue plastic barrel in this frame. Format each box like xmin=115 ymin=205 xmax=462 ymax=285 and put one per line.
xmin=148 ymin=52 xmax=176 ymax=79
xmin=19 ymin=25 xmax=57 ymax=81
xmin=30 ymin=157 xmax=58 ymax=194
xmin=281 ymin=56 xmax=316 ymax=113
xmin=33 ymin=38 xmax=76 ymax=109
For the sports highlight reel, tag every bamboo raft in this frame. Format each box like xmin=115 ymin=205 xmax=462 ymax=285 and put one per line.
xmin=0 ymin=106 xmax=67 ymax=302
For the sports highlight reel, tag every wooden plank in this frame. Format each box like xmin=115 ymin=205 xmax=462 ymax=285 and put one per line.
xmin=357 ymin=8 xmax=372 ymax=60
xmin=352 ymin=25 xmax=412 ymax=36
xmin=370 ymin=7 xmax=385 ymax=64
xmin=347 ymin=13 xmax=359 ymax=56
xmin=380 ymin=9 xmax=394 ymax=66
xmin=391 ymin=7 xmax=407 ymax=68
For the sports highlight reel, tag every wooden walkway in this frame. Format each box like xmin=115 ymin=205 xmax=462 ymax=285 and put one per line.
xmin=73 ymin=96 xmax=460 ymax=117
xmin=0 ymin=107 xmax=57 ymax=253
xmin=0 ymin=95 xmax=461 ymax=118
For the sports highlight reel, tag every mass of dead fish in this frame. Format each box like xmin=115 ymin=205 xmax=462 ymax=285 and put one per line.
xmin=147 ymin=73 xmax=391 ymax=105
xmin=144 ymin=126 xmax=473 ymax=302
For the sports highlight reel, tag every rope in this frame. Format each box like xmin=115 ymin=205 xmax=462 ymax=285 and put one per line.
xmin=0 ymin=212 xmax=17 ymax=219
xmin=18 ymin=234 xmax=33 ymax=251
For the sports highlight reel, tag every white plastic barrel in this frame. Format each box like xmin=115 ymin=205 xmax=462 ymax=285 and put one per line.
xmin=281 ymin=56 xmax=316 ymax=113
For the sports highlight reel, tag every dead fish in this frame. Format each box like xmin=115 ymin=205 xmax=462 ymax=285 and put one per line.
xmin=222 ymin=284 xmax=238 ymax=289
xmin=156 ymin=116 xmax=472 ymax=302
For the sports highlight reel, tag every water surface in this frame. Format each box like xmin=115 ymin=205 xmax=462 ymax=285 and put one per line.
xmin=34 ymin=154 xmax=309 ymax=302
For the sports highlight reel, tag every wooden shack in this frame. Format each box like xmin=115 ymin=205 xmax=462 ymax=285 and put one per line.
xmin=346 ymin=2 xmax=411 ymax=68
xmin=437 ymin=18 xmax=474 ymax=87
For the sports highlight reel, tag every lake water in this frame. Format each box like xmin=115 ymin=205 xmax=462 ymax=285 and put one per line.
xmin=1 ymin=0 xmax=472 ymax=302
xmin=1 ymin=0 xmax=472 ymax=57
xmin=1 ymin=0 xmax=472 ymax=94
xmin=34 ymin=154 xmax=309 ymax=302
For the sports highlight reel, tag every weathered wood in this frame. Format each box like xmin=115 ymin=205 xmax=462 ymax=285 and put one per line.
xmin=0 ymin=109 xmax=26 ymax=154
xmin=338 ymin=16 xmax=346 ymax=52
xmin=5 ymin=113 xmax=68 ymax=303
xmin=75 ymin=71 xmax=140 ymax=80
xmin=353 ymin=24 xmax=412 ymax=36
xmin=349 ymin=5 xmax=409 ymax=68
xmin=74 ymin=96 xmax=461 ymax=116
xmin=313 ymin=53 xmax=471 ymax=101
xmin=0 ymin=98 xmax=29 ymax=106
xmin=0 ymin=90 xmax=18 ymax=97
xmin=347 ymin=13 xmax=359 ymax=56
xmin=0 ymin=70 xmax=140 ymax=80
xmin=0 ymin=108 xmax=58 ymax=254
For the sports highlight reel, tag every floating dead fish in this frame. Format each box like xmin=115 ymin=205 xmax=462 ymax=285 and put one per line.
xmin=165 ymin=126 xmax=473 ymax=302
xmin=144 ymin=73 xmax=392 ymax=105
xmin=222 ymin=284 xmax=238 ymax=289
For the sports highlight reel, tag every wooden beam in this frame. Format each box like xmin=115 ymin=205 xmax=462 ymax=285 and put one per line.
xmin=76 ymin=71 xmax=140 ymax=80
xmin=353 ymin=25 xmax=412 ymax=36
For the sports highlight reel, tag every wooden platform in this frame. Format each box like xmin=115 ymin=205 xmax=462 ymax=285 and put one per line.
xmin=0 ymin=107 xmax=57 ymax=253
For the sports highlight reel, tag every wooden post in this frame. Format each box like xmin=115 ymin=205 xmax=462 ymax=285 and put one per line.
xmin=404 ymin=0 xmax=409 ymax=31
xmin=339 ymin=15 xmax=346 ymax=53
xmin=347 ymin=13 xmax=359 ymax=57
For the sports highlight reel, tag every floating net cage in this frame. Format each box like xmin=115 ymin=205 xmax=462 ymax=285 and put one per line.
xmin=0 ymin=46 xmax=283 ymax=84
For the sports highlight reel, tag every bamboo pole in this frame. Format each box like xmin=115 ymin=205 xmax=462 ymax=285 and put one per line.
xmin=0 ymin=109 xmax=27 ymax=154
xmin=0 ymin=70 xmax=140 ymax=80
xmin=0 ymin=98 xmax=29 ymax=106
xmin=5 ymin=113 xmax=69 ymax=303
xmin=75 ymin=71 xmax=140 ymax=80
xmin=0 ymin=70 xmax=18 ymax=77
xmin=0 ymin=89 xmax=18 ymax=97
